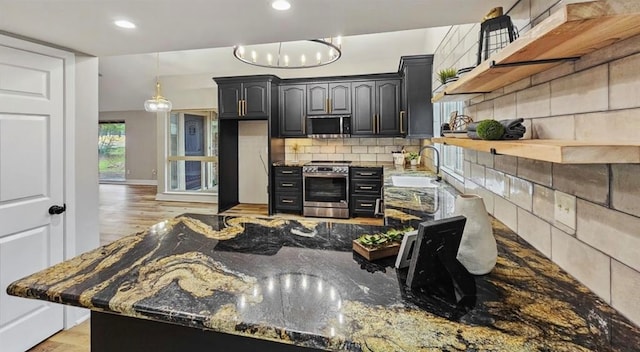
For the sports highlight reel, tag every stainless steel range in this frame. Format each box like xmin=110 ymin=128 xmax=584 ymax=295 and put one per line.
xmin=302 ymin=161 xmax=351 ymax=219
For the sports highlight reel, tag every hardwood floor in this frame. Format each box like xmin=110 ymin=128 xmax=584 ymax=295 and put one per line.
xmin=28 ymin=184 xmax=381 ymax=351
xmin=99 ymin=184 xmax=217 ymax=245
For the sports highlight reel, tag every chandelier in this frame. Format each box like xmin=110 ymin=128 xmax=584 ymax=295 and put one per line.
xmin=233 ymin=37 xmax=342 ymax=69
xmin=144 ymin=53 xmax=172 ymax=112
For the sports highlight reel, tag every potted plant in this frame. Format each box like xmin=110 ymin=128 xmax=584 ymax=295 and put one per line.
xmin=353 ymin=227 xmax=414 ymax=261
xmin=437 ymin=67 xmax=458 ymax=85
xmin=290 ymin=143 xmax=300 ymax=162
xmin=406 ymin=151 xmax=420 ymax=166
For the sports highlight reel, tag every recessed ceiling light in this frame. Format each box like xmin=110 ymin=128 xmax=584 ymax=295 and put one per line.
xmin=114 ymin=20 xmax=136 ymax=29
xmin=271 ymin=0 xmax=291 ymax=11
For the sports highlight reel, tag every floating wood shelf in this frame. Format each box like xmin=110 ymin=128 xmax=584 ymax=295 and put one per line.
xmin=431 ymin=138 xmax=640 ymax=164
xmin=432 ymin=0 xmax=640 ymax=103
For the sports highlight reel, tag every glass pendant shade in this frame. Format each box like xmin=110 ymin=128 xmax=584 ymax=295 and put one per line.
xmin=144 ymin=53 xmax=172 ymax=112
xmin=144 ymin=82 xmax=172 ymax=112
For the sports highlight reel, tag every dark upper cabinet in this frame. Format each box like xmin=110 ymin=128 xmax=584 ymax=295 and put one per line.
xmin=279 ymin=84 xmax=307 ymax=137
xmin=376 ymin=79 xmax=401 ymax=135
xmin=351 ymin=79 xmax=401 ymax=136
xmin=399 ymin=55 xmax=434 ymax=138
xmin=218 ymin=83 xmax=242 ymax=118
xmin=351 ymin=81 xmax=375 ymax=135
xmin=243 ymin=81 xmax=269 ymax=118
xmin=306 ymin=82 xmax=351 ymax=115
xmin=215 ymin=78 xmax=270 ymax=120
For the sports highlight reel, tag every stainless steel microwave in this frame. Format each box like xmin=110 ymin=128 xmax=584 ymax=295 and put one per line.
xmin=306 ymin=115 xmax=351 ymax=138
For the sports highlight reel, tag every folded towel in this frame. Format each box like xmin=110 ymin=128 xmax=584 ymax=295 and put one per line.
xmin=506 ymin=126 xmax=526 ymax=134
xmin=467 ymin=131 xmax=481 ymax=140
xmin=499 ymin=118 xmax=525 ymax=133
xmin=502 ymin=133 xmax=525 ymax=140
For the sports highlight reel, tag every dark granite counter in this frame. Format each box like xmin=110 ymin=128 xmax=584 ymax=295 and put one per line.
xmin=7 ymin=167 xmax=640 ymax=351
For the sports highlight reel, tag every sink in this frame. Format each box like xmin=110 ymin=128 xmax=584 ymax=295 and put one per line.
xmin=391 ymin=176 xmax=438 ymax=188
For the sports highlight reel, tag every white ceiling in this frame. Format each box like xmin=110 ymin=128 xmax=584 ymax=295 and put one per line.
xmin=0 ymin=0 xmax=518 ymax=111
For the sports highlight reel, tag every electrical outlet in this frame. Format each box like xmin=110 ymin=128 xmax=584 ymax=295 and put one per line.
xmin=554 ymin=191 xmax=576 ymax=230
xmin=152 ymin=169 xmax=157 ymax=175
xmin=126 ymin=169 xmax=131 ymax=175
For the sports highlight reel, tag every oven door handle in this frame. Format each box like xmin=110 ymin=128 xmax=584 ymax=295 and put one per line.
xmin=302 ymin=173 xmax=348 ymax=178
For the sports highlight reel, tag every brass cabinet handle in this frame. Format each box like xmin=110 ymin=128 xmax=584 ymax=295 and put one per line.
xmin=281 ymin=170 xmax=294 ymax=174
xmin=281 ymin=183 xmax=294 ymax=187
xmin=373 ymin=115 xmax=377 ymax=134
xmin=243 ymin=100 xmax=247 ymax=116
xmin=359 ymin=172 xmax=374 ymax=176
xmin=361 ymin=203 xmax=374 ymax=207
xmin=238 ymin=100 xmax=241 ymax=116
xmin=400 ymin=111 xmax=405 ymax=133
xmin=328 ymin=98 xmax=332 ymax=113
xmin=282 ymin=199 xmax=294 ymax=204
xmin=360 ymin=186 xmax=374 ymax=190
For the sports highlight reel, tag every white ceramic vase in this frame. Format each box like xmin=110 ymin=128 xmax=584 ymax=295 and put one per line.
xmin=453 ymin=194 xmax=497 ymax=275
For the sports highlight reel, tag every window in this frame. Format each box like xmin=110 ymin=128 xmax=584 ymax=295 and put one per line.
xmin=98 ymin=122 xmax=125 ymax=181
xmin=433 ymin=101 xmax=464 ymax=179
xmin=166 ymin=111 xmax=218 ymax=193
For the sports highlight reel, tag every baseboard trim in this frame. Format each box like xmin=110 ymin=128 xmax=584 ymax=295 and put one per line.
xmin=100 ymin=179 xmax=158 ymax=186
xmin=155 ymin=192 xmax=218 ymax=204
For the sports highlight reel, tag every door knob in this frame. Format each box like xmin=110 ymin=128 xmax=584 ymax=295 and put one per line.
xmin=48 ymin=204 xmax=66 ymax=215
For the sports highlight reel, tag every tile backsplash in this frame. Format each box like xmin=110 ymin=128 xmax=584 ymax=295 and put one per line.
xmin=434 ymin=0 xmax=640 ymax=326
xmin=284 ymin=138 xmax=421 ymax=163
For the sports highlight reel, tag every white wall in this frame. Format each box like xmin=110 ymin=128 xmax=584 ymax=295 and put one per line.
xmin=99 ymin=110 xmax=158 ymax=183
xmin=238 ymin=121 xmax=269 ymax=204
xmin=74 ymin=55 xmax=100 ymax=254
xmin=65 ymin=54 xmax=100 ymax=328
xmin=161 ymin=74 xmax=217 ymax=110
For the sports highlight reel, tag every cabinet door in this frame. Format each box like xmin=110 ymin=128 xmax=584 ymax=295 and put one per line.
xmin=218 ymin=83 xmax=242 ymax=119
xmin=376 ymin=79 xmax=401 ymax=136
xmin=351 ymin=81 xmax=375 ymax=135
xmin=279 ymin=84 xmax=307 ymax=137
xmin=243 ymin=81 xmax=269 ymax=118
xmin=306 ymin=83 xmax=328 ymax=115
xmin=328 ymin=82 xmax=351 ymax=115
xmin=403 ymin=58 xmax=434 ymax=138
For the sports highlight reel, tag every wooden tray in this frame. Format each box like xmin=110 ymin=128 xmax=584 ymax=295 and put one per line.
xmin=352 ymin=240 xmax=401 ymax=261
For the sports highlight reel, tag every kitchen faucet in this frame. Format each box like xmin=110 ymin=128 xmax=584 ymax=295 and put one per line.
xmin=418 ymin=145 xmax=442 ymax=181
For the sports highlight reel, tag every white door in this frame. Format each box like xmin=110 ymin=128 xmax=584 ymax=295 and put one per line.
xmin=0 ymin=45 xmax=65 ymax=351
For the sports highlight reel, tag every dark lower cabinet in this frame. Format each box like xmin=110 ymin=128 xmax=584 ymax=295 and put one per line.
xmin=91 ymin=311 xmax=315 ymax=352
xmin=350 ymin=167 xmax=383 ymax=217
xmin=273 ymin=166 xmax=302 ymax=214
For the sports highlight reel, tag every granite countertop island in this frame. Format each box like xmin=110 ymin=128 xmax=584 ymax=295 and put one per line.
xmin=8 ymin=166 xmax=640 ymax=351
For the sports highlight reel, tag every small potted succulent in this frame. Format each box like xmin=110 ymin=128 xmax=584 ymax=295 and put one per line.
xmin=406 ymin=151 xmax=421 ymax=166
xmin=353 ymin=227 xmax=414 ymax=260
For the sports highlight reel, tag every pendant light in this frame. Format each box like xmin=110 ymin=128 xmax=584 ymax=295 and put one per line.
xmin=144 ymin=53 xmax=172 ymax=112
xmin=233 ymin=37 xmax=342 ymax=69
